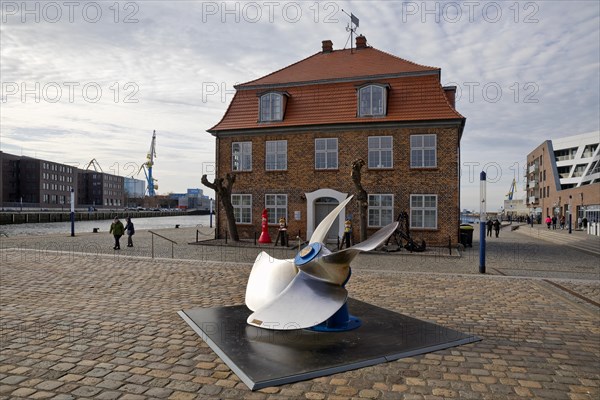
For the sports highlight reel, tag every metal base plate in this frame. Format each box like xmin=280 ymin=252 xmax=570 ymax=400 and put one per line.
xmin=178 ymin=298 xmax=481 ymax=391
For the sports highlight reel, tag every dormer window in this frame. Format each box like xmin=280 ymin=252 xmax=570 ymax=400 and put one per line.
xmin=358 ymin=84 xmax=388 ymax=117
xmin=259 ymin=92 xmax=286 ymax=122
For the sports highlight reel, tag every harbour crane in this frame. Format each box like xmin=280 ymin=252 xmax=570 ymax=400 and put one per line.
xmin=138 ymin=130 xmax=158 ymax=196
xmin=506 ymin=178 xmax=516 ymax=200
xmin=85 ymin=158 xmax=103 ymax=172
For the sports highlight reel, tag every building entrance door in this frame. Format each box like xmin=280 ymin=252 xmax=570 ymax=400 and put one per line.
xmin=314 ymin=197 xmax=339 ymax=243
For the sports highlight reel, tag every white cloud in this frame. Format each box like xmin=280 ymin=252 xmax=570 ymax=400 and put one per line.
xmin=1 ymin=0 xmax=598 ymax=210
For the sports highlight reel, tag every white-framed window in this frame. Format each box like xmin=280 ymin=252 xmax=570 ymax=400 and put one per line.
xmin=358 ymin=85 xmax=386 ymax=116
xmin=368 ymin=136 xmax=393 ymax=168
xmin=368 ymin=194 xmax=394 ymax=227
xmin=265 ymin=194 xmax=287 ymax=224
xmin=232 ymin=142 xmax=252 ymax=171
xmin=232 ymin=194 xmax=252 ymax=224
xmin=410 ymin=134 xmax=437 ymax=168
xmin=315 ymin=138 xmax=338 ymax=169
xmin=266 ymin=140 xmax=287 ymax=171
xmin=410 ymin=194 xmax=437 ymax=229
xmin=260 ymin=93 xmax=283 ymax=121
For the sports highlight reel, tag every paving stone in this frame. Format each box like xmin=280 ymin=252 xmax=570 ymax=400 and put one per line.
xmin=95 ymin=391 xmax=122 ymax=400
xmin=29 ymin=391 xmax=54 ymax=399
xmin=35 ymin=380 xmax=64 ymax=391
xmin=144 ymin=387 xmax=174 ymax=398
xmin=70 ymin=386 xmax=102 ymax=397
xmin=10 ymin=387 xmax=37 ymax=397
xmin=120 ymin=383 xmax=149 ymax=394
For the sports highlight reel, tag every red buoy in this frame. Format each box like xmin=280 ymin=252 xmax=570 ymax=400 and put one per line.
xmin=258 ymin=208 xmax=272 ymax=243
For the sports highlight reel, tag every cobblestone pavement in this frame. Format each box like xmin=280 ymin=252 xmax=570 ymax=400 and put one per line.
xmin=0 ymin=225 xmax=599 ymax=399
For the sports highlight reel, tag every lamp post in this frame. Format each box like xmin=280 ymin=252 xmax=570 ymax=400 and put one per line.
xmin=70 ymin=189 xmax=75 ymax=237
xmin=479 ymin=171 xmax=487 ymax=274
xmin=568 ymin=195 xmax=572 ymax=234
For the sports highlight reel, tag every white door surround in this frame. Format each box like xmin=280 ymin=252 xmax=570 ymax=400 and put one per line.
xmin=305 ymin=189 xmax=349 ymax=240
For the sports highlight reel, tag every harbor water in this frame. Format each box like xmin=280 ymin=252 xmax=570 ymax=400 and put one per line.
xmin=0 ymin=214 xmax=212 ymax=237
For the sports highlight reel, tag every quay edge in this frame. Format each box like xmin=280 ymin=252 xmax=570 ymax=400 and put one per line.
xmin=0 ymin=209 xmax=210 ymax=225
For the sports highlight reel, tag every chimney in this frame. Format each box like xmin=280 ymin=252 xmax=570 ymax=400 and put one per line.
xmin=322 ymin=40 xmax=333 ymax=53
xmin=356 ymin=35 xmax=367 ymax=49
xmin=443 ymin=86 xmax=457 ymax=108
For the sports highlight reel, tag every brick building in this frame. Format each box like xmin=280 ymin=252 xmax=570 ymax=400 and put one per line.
xmin=0 ymin=151 xmax=124 ymax=209
xmin=0 ymin=151 xmax=77 ymax=208
xmin=207 ymin=36 xmax=466 ymax=246
xmin=77 ymin=171 xmax=125 ymax=208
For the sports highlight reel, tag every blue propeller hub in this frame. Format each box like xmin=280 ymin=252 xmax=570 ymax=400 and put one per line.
xmin=294 ymin=243 xmax=322 ymax=266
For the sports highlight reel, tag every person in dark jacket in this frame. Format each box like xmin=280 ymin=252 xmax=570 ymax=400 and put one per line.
xmin=109 ymin=217 xmax=125 ymax=250
xmin=486 ymin=219 xmax=493 ymax=237
xmin=493 ymin=219 xmax=501 ymax=238
xmin=125 ymin=217 xmax=135 ymax=247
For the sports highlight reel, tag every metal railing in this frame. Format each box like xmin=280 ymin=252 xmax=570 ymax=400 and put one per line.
xmin=148 ymin=230 xmax=177 ymax=258
xmin=195 ymin=224 xmax=216 ymax=242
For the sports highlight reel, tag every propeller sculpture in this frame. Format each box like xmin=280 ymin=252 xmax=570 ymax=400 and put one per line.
xmin=245 ymin=196 xmax=399 ymax=331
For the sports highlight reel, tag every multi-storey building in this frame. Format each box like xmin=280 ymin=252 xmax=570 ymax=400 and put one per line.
xmin=207 ymin=36 xmax=466 ymax=246
xmin=0 ymin=151 xmax=77 ymax=208
xmin=0 ymin=151 xmax=124 ymax=209
xmin=77 ymin=171 xmax=124 ymax=208
xmin=526 ymin=132 xmax=600 ymax=224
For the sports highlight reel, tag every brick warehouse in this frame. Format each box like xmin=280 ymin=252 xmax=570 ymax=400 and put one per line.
xmin=207 ymin=36 xmax=466 ymax=246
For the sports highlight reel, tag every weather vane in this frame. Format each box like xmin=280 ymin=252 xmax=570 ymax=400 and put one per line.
xmin=341 ymin=9 xmax=359 ymax=52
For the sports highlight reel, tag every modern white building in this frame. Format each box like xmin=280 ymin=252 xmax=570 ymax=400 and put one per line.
xmin=526 ymin=131 xmax=600 ymax=224
xmin=550 ymin=132 xmax=599 ymax=188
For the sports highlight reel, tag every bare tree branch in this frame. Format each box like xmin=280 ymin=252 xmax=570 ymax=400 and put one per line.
xmin=201 ymin=174 xmax=239 ymax=241
xmin=351 ymin=159 xmax=368 ymax=242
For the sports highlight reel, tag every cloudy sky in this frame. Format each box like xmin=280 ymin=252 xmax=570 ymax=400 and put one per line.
xmin=1 ymin=0 xmax=599 ymax=211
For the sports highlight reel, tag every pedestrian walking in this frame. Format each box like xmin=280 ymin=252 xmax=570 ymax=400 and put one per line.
xmin=560 ymin=215 xmax=565 ymax=229
xmin=109 ymin=217 xmax=125 ymax=250
xmin=552 ymin=215 xmax=557 ymax=230
xmin=545 ymin=216 xmax=552 ymax=229
xmin=125 ymin=216 xmax=135 ymax=247
xmin=486 ymin=219 xmax=493 ymax=237
xmin=493 ymin=219 xmax=501 ymax=238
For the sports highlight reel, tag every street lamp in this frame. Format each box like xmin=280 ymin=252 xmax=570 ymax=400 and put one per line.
xmin=479 ymin=171 xmax=487 ymax=274
xmin=70 ymin=189 xmax=75 ymax=237
xmin=568 ymin=195 xmax=572 ymax=234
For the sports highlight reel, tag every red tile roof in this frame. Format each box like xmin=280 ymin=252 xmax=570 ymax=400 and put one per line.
xmin=238 ymin=47 xmax=439 ymax=87
xmin=209 ymin=46 xmax=464 ymax=133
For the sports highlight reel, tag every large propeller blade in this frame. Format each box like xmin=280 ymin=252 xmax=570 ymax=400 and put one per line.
xmin=309 ymin=195 xmax=353 ymax=244
xmin=320 ymin=221 xmax=399 ymax=266
xmin=245 ymin=252 xmax=297 ymax=312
